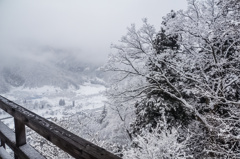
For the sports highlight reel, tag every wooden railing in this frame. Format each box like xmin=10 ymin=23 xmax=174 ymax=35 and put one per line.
xmin=0 ymin=95 xmax=121 ymax=159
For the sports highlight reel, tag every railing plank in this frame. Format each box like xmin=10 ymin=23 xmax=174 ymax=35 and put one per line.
xmin=0 ymin=146 xmax=13 ymax=159
xmin=0 ymin=96 xmax=121 ymax=159
xmin=0 ymin=121 xmax=45 ymax=159
xmin=19 ymin=144 xmax=45 ymax=159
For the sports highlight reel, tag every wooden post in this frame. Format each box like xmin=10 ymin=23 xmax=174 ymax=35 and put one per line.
xmin=14 ymin=119 xmax=26 ymax=159
xmin=0 ymin=139 xmax=5 ymax=149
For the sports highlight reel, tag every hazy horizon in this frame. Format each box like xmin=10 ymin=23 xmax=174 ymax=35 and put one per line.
xmin=0 ymin=0 xmax=188 ymax=65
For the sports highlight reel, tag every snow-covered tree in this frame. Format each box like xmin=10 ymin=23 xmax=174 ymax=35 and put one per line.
xmin=123 ymin=126 xmax=191 ymax=159
xmin=59 ymin=99 xmax=65 ymax=106
xmin=106 ymin=0 xmax=240 ymax=158
xmin=105 ymin=18 xmax=156 ymax=137
xmin=160 ymin=0 xmax=240 ymax=157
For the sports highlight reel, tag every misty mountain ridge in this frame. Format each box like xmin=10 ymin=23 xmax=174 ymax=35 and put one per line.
xmin=0 ymin=51 xmax=106 ymax=93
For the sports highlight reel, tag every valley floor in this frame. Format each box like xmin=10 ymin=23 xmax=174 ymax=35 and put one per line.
xmin=0 ymin=82 xmax=107 ymax=129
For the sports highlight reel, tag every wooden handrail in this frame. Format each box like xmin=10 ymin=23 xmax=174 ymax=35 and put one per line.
xmin=0 ymin=95 xmax=121 ymax=159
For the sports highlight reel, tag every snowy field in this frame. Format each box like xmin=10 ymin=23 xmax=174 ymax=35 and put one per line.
xmin=0 ymin=83 xmax=107 ymax=128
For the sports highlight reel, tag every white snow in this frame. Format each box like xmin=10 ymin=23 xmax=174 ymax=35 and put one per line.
xmin=0 ymin=83 xmax=107 ymax=127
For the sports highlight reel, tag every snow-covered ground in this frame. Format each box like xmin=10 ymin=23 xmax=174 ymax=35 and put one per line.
xmin=0 ymin=82 xmax=107 ymax=128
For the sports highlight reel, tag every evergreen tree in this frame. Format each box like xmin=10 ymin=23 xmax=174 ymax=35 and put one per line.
xmin=59 ymin=99 xmax=65 ymax=106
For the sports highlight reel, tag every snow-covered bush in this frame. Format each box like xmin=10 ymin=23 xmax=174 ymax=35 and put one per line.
xmin=123 ymin=127 xmax=191 ymax=159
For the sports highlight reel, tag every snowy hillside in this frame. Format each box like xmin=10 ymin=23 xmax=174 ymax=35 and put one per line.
xmin=0 ymin=49 xmax=107 ymax=94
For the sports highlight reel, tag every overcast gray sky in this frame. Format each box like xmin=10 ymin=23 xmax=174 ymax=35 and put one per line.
xmin=0 ymin=0 xmax=188 ymax=64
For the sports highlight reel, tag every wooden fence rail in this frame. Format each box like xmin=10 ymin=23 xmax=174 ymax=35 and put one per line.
xmin=0 ymin=95 xmax=121 ymax=159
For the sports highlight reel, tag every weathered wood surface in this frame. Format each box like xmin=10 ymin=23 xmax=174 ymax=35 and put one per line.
xmin=0 ymin=121 xmax=45 ymax=159
xmin=0 ymin=146 xmax=13 ymax=159
xmin=0 ymin=96 xmax=121 ymax=159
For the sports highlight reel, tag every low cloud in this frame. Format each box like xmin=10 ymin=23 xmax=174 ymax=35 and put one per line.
xmin=0 ymin=0 xmax=187 ymax=65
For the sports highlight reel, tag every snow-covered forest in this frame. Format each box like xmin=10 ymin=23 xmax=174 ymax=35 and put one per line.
xmin=104 ymin=0 xmax=240 ymax=158
xmin=1 ymin=0 xmax=240 ymax=158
